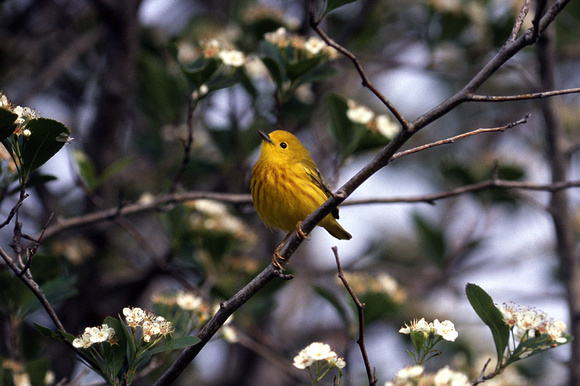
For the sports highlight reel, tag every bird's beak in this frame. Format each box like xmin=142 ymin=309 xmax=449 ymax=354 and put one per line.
xmin=257 ymin=130 xmax=274 ymax=144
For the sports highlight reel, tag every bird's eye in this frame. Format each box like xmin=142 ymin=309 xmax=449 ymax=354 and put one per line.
xmin=280 ymin=142 xmax=287 ymax=149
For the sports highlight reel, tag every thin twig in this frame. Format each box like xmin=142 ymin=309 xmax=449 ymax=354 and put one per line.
xmin=0 ymin=193 xmax=28 ymax=229
xmin=508 ymin=0 xmax=532 ymax=44
xmin=309 ymin=0 xmax=408 ymax=129
xmin=42 ymin=191 xmax=250 ymax=239
xmin=344 ymin=178 xmax=580 ymax=206
xmin=532 ymin=0 xmax=548 ymax=41
xmin=471 ymin=358 xmax=492 ymax=385
xmin=332 ymin=247 xmax=377 ymax=386
xmin=467 ymin=87 xmax=580 ymax=102
xmin=170 ymin=96 xmax=197 ymax=193
xmin=392 ymin=114 xmax=530 ymax=161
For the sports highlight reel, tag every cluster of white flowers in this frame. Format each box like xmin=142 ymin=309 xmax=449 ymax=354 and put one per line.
xmin=0 ymin=92 xmax=38 ymax=135
xmin=152 ymin=290 xmax=209 ymax=315
xmin=399 ymin=318 xmax=459 ymax=342
xmin=176 ymin=290 xmax=204 ymax=311
xmin=3 ymin=359 xmax=53 ymax=386
xmin=151 ymin=291 xmax=238 ymax=343
xmin=187 ymin=199 xmax=254 ymax=243
xmin=346 ymin=99 xmax=400 ymax=139
xmin=497 ymin=302 xmax=567 ymax=344
xmin=123 ymin=307 xmax=174 ymax=343
xmin=199 ymin=39 xmax=245 ymax=67
xmin=264 ymin=27 xmax=338 ymax=59
xmin=72 ymin=324 xmax=116 ymax=349
xmin=385 ymin=365 xmax=470 ymax=386
xmin=293 ymin=342 xmax=345 ymax=370
xmin=342 ymin=272 xmax=407 ymax=304
xmin=346 ymin=100 xmax=374 ymax=125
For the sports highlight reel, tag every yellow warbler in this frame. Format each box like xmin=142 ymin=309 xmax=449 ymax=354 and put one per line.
xmin=251 ymin=130 xmax=351 ymax=268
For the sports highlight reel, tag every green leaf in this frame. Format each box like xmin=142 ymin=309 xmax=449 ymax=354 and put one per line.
xmin=0 ymin=108 xmax=17 ymax=142
xmin=287 ymin=56 xmax=325 ymax=82
xmin=182 ymin=57 xmax=221 ymax=89
xmin=466 ymin=283 xmax=510 ymax=366
xmin=413 ymin=214 xmax=446 ymax=266
xmin=410 ymin=330 xmax=427 ymax=356
xmin=324 ymin=0 xmax=358 ymax=16
xmin=405 ymin=349 xmax=418 ymax=363
xmin=98 ymin=156 xmax=134 ymax=186
xmin=325 ymin=93 xmax=358 ymax=158
xmin=22 ymin=174 xmax=58 ymax=188
xmin=314 ymin=286 xmax=353 ymax=328
xmin=34 ymin=324 xmax=76 ymax=349
xmin=261 ymin=56 xmax=284 ymax=88
xmin=73 ymin=148 xmax=97 ymax=190
xmin=103 ymin=316 xmax=128 ymax=377
xmin=358 ymin=291 xmax=399 ymax=323
xmin=118 ymin=314 xmax=137 ymax=364
xmin=33 ymin=323 xmax=69 ymax=341
xmin=20 ymin=118 xmax=70 ymax=174
xmin=298 ymin=65 xmax=339 ymax=86
xmin=21 ymin=276 xmax=77 ymax=315
xmin=147 ymin=335 xmax=200 ymax=355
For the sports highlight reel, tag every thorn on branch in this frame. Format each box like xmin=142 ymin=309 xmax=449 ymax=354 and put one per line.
xmin=274 ymin=270 xmax=294 ymax=280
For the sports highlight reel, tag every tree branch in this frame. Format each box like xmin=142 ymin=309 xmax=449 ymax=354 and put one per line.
xmin=333 ymin=247 xmax=376 ymax=386
xmin=43 ymin=192 xmax=250 ymax=239
xmin=409 ymin=0 xmax=573 ymax=133
xmin=309 ymin=0 xmax=409 ymax=129
xmin=392 ymin=114 xmax=530 ymax=161
xmin=508 ymin=0 xmax=532 ymax=44
xmin=343 ymin=179 xmax=580 ymax=206
xmin=467 ymin=87 xmax=580 ymax=102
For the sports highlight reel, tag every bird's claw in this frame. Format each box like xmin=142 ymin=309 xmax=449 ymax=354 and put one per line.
xmin=295 ymin=221 xmax=308 ymax=239
xmin=272 ymin=251 xmax=285 ymax=270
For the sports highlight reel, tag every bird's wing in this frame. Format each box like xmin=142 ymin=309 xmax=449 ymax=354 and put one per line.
xmin=301 ymin=160 xmax=341 ymax=220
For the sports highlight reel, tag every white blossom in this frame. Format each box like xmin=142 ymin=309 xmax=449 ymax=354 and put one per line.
xmin=305 ymin=342 xmax=335 ymax=361
xmin=219 ymin=49 xmax=245 ymax=67
xmin=375 ymin=115 xmax=399 ymax=139
xmin=176 ymin=291 xmax=203 ymax=311
xmin=395 ymin=365 xmax=424 ymax=381
xmin=293 ymin=350 xmax=313 ymax=369
xmin=123 ymin=307 xmax=146 ymax=327
xmin=292 ymin=342 xmax=345 ymax=371
xmin=346 ymin=100 xmax=374 ymax=124
xmin=433 ymin=319 xmax=459 ymax=342
xmin=264 ymin=27 xmax=289 ymax=47
xmin=304 ymin=36 xmax=326 ymax=55
xmin=433 ymin=366 xmax=470 ymax=386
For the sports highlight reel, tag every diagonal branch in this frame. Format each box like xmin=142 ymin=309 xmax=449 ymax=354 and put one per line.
xmin=154 ymin=1 xmax=574 ymax=383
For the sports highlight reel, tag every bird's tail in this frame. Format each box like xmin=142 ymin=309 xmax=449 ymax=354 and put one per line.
xmin=324 ymin=221 xmax=352 ymax=240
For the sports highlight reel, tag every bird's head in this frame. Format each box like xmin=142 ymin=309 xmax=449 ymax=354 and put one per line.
xmin=257 ymin=130 xmax=311 ymax=164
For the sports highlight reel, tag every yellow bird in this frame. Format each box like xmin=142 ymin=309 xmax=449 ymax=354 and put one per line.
xmin=251 ymin=130 xmax=351 ymax=269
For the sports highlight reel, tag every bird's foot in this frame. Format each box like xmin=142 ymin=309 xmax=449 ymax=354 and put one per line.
xmin=295 ymin=221 xmax=308 ymax=239
xmin=272 ymin=244 xmax=285 ymax=270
